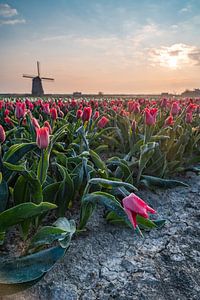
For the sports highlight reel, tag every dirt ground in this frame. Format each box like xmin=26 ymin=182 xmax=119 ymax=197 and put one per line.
xmin=2 ymin=173 xmax=200 ymax=300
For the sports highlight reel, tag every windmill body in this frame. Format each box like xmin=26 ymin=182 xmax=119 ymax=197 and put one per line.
xmin=23 ymin=61 xmax=54 ymax=96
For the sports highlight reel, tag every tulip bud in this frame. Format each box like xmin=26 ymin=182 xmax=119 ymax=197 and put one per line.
xmin=144 ymin=108 xmax=158 ymax=125
xmin=97 ymin=116 xmax=109 ymax=128
xmin=15 ymin=102 xmax=26 ymax=119
xmin=44 ymin=121 xmax=52 ymax=134
xmin=36 ymin=127 xmax=50 ymax=149
xmin=32 ymin=117 xmax=40 ymax=130
xmin=131 ymin=120 xmax=137 ymax=133
xmin=82 ymin=107 xmax=92 ymax=122
xmin=0 ymin=125 xmax=6 ymax=144
xmin=50 ymin=108 xmax=58 ymax=120
xmin=164 ymin=115 xmax=174 ymax=127
xmin=185 ymin=112 xmax=193 ymax=124
xmin=93 ymin=111 xmax=100 ymax=120
xmin=76 ymin=109 xmax=83 ymax=119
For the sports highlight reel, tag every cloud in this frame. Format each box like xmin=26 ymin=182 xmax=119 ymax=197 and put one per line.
xmin=179 ymin=4 xmax=192 ymax=14
xmin=0 ymin=18 xmax=26 ymax=25
xmin=149 ymin=43 xmax=200 ymax=69
xmin=0 ymin=3 xmax=18 ymax=17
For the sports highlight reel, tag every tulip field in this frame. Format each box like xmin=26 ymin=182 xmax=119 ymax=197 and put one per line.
xmin=0 ymin=96 xmax=199 ymax=294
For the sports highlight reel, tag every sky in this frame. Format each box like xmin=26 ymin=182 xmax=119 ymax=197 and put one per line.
xmin=0 ymin=0 xmax=200 ymax=94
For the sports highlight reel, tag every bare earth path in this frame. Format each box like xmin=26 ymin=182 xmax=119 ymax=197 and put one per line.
xmin=2 ymin=173 xmax=200 ymax=300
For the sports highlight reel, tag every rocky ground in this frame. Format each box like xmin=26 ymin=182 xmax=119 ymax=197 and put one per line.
xmin=2 ymin=173 xmax=200 ymax=300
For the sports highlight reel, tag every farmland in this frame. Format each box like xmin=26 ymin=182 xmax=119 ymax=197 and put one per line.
xmin=0 ymin=96 xmax=200 ymax=296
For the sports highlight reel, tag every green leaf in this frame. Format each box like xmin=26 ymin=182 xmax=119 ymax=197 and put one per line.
xmin=56 ymin=164 xmax=74 ymax=216
xmin=13 ymin=175 xmax=30 ymax=205
xmin=0 ymin=246 xmax=65 ymax=287
xmin=136 ymin=215 xmax=157 ymax=229
xmin=140 ymin=175 xmax=189 ymax=188
xmin=89 ymin=150 xmax=108 ymax=176
xmin=137 ymin=142 xmax=157 ymax=182
xmin=3 ymin=161 xmax=26 ymax=172
xmin=0 ymin=202 xmax=57 ymax=232
xmin=89 ymin=178 xmax=137 ymax=191
xmin=79 ymin=191 xmax=132 ymax=230
xmin=0 ymin=180 xmax=9 ymax=213
xmin=29 ymin=226 xmax=67 ymax=249
xmin=3 ymin=143 xmax=36 ymax=164
xmin=37 ymin=149 xmax=49 ymax=185
xmin=43 ymin=182 xmax=60 ymax=202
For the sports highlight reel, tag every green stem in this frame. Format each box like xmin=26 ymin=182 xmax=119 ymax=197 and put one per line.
xmin=40 ymin=149 xmax=44 ymax=184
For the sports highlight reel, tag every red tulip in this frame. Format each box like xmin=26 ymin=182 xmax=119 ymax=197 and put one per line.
xmin=36 ymin=127 xmax=50 ymax=149
xmin=122 ymin=193 xmax=156 ymax=228
xmin=0 ymin=125 xmax=6 ymax=144
xmin=144 ymin=108 xmax=158 ymax=125
xmin=164 ymin=115 xmax=174 ymax=127
xmin=44 ymin=121 xmax=52 ymax=134
xmin=50 ymin=108 xmax=58 ymax=120
xmin=4 ymin=109 xmax=10 ymax=117
xmin=82 ymin=107 xmax=92 ymax=122
xmin=93 ymin=111 xmax=100 ymax=120
xmin=97 ymin=116 xmax=109 ymax=128
xmin=76 ymin=109 xmax=83 ymax=119
xmin=4 ymin=116 xmax=14 ymax=127
xmin=15 ymin=102 xmax=26 ymax=119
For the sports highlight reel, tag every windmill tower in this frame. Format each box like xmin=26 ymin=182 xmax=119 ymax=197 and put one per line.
xmin=23 ymin=61 xmax=54 ymax=96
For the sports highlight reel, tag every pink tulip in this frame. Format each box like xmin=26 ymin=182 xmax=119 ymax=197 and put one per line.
xmin=170 ymin=102 xmax=180 ymax=116
xmin=31 ymin=117 xmax=40 ymax=130
xmin=36 ymin=127 xmax=50 ymax=149
xmin=0 ymin=125 xmax=6 ymax=144
xmin=185 ymin=112 xmax=193 ymax=124
xmin=44 ymin=121 xmax=52 ymax=134
xmin=144 ymin=108 xmax=158 ymax=125
xmin=97 ymin=116 xmax=109 ymax=128
xmin=15 ymin=102 xmax=26 ymax=119
xmin=122 ymin=193 xmax=156 ymax=228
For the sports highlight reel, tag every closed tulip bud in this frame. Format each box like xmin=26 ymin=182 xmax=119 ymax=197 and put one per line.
xmin=50 ymin=108 xmax=58 ymax=120
xmin=122 ymin=193 xmax=156 ymax=228
xmin=0 ymin=125 xmax=6 ymax=144
xmin=36 ymin=127 xmax=50 ymax=149
xmin=93 ymin=111 xmax=100 ymax=120
xmin=32 ymin=117 xmax=40 ymax=130
xmin=82 ymin=107 xmax=92 ymax=122
xmin=185 ymin=112 xmax=193 ymax=123
xmin=44 ymin=121 xmax=52 ymax=134
xmin=42 ymin=103 xmax=50 ymax=115
xmin=164 ymin=115 xmax=174 ymax=127
xmin=15 ymin=102 xmax=26 ymax=119
xmin=76 ymin=109 xmax=83 ymax=119
xmin=97 ymin=116 xmax=109 ymax=128
xmin=144 ymin=108 xmax=158 ymax=125
xmin=4 ymin=109 xmax=10 ymax=117
xmin=4 ymin=116 xmax=14 ymax=127
xmin=170 ymin=102 xmax=180 ymax=116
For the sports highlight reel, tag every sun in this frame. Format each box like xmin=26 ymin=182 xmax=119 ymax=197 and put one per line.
xmin=168 ymin=56 xmax=178 ymax=69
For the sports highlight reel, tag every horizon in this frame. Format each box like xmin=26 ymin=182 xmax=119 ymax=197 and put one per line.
xmin=1 ymin=0 xmax=200 ymax=94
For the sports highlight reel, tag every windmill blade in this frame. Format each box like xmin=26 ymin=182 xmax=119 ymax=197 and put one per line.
xmin=23 ymin=74 xmax=35 ymax=78
xmin=37 ymin=61 xmax=40 ymax=77
xmin=41 ymin=77 xmax=55 ymax=81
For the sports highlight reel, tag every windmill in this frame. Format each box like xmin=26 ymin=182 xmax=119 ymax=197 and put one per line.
xmin=23 ymin=61 xmax=54 ymax=96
